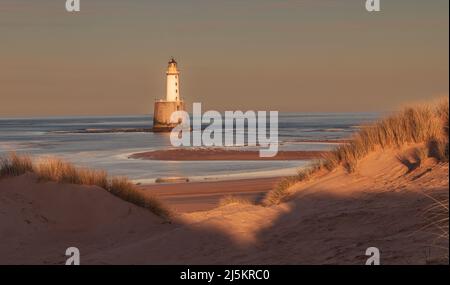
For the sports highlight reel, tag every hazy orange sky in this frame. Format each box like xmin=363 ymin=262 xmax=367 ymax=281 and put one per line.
xmin=0 ymin=0 xmax=448 ymax=116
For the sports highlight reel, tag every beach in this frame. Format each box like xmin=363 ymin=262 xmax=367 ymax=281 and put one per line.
xmin=1 ymin=144 xmax=448 ymax=264
xmin=133 ymin=148 xmax=324 ymax=213
xmin=140 ymin=177 xmax=282 ymax=212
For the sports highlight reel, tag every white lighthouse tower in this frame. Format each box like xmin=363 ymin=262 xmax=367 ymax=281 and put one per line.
xmin=166 ymin=57 xmax=180 ymax=102
xmin=153 ymin=58 xmax=186 ymax=132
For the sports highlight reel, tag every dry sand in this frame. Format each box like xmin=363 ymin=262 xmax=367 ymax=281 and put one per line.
xmin=0 ymin=146 xmax=448 ymax=264
xmin=0 ymin=173 xmax=166 ymax=265
xmin=139 ymin=177 xmax=282 ymax=212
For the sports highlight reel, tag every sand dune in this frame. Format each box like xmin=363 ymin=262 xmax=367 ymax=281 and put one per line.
xmin=86 ymin=146 xmax=448 ymax=264
xmin=1 ymin=146 xmax=448 ymax=264
xmin=0 ymin=173 xmax=166 ymax=265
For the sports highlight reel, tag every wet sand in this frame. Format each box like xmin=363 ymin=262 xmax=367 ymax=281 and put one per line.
xmin=139 ymin=177 xmax=282 ymax=212
xmin=130 ymin=148 xmax=328 ymax=161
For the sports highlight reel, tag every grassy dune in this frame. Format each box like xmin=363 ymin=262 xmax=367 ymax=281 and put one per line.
xmin=323 ymin=98 xmax=449 ymax=172
xmin=264 ymin=98 xmax=449 ymax=207
xmin=0 ymin=154 xmax=171 ymax=220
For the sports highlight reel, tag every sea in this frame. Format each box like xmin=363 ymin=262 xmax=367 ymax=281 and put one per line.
xmin=0 ymin=113 xmax=380 ymax=183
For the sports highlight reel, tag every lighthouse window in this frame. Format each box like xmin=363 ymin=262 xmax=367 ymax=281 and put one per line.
xmin=175 ymin=82 xmax=177 ymax=86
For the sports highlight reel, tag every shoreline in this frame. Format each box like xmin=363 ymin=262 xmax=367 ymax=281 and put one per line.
xmin=52 ymin=128 xmax=153 ymax=134
xmin=129 ymin=148 xmax=329 ymax=161
xmin=133 ymin=165 xmax=302 ymax=185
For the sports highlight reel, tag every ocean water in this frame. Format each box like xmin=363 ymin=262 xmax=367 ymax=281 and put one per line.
xmin=0 ymin=113 xmax=379 ymax=183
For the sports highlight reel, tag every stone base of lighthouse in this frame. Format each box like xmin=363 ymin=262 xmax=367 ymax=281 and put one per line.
xmin=152 ymin=101 xmax=186 ymax=132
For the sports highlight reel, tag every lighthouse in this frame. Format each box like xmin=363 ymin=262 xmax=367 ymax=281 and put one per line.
xmin=152 ymin=58 xmax=186 ymax=132
xmin=166 ymin=57 xmax=180 ymax=102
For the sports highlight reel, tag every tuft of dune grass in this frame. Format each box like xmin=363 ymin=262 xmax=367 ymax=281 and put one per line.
xmin=0 ymin=153 xmax=33 ymax=177
xmin=412 ymin=146 xmax=429 ymax=166
xmin=426 ymin=195 xmax=449 ymax=240
xmin=262 ymin=176 xmax=298 ymax=206
xmin=436 ymin=98 xmax=449 ymax=138
xmin=262 ymin=166 xmax=316 ymax=206
xmin=264 ymin=98 xmax=449 ymax=207
xmin=422 ymin=192 xmax=449 ymax=263
xmin=108 ymin=177 xmax=172 ymax=220
xmin=219 ymin=195 xmax=253 ymax=207
xmin=427 ymin=138 xmax=449 ymax=163
xmin=34 ymin=157 xmax=109 ymax=189
xmin=397 ymin=146 xmax=429 ymax=172
xmin=0 ymin=153 xmax=172 ymax=220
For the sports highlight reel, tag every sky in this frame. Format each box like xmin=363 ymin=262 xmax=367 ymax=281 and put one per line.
xmin=0 ymin=0 xmax=448 ymax=116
